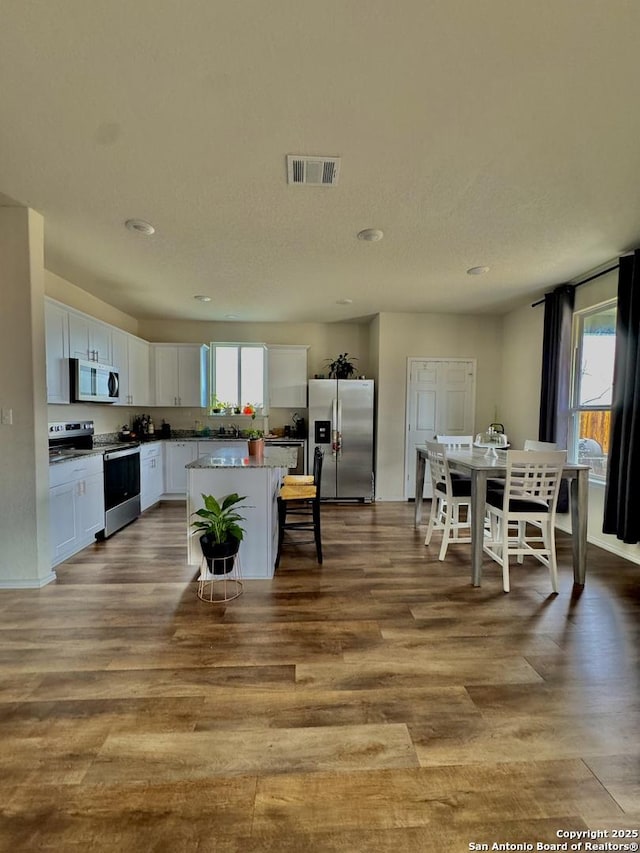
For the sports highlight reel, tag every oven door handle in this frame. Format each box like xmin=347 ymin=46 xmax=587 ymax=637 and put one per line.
xmin=104 ymin=447 xmax=140 ymax=461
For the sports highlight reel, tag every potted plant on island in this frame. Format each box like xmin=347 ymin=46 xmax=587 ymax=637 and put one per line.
xmin=325 ymin=352 xmax=358 ymax=379
xmin=246 ymin=428 xmax=264 ymax=457
xmin=191 ymin=492 xmax=248 ymax=574
xmin=240 ymin=403 xmax=264 ymax=456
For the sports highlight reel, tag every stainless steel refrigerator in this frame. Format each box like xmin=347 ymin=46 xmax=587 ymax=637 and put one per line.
xmin=308 ymin=379 xmax=374 ymax=501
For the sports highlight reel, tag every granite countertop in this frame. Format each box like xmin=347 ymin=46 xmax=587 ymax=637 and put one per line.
xmin=187 ymin=446 xmax=298 ymax=469
xmin=168 ymin=433 xmax=305 ymax=443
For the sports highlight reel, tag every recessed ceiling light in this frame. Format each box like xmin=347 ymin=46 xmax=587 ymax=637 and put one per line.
xmin=467 ymin=266 xmax=490 ymax=275
xmin=336 ymin=298 xmax=353 ymax=305
xmin=125 ymin=218 xmax=155 ymax=235
xmin=357 ymin=228 xmax=384 ymax=242
xmin=225 ymin=313 xmax=238 ymax=320
xmin=194 ymin=295 xmax=211 ymax=302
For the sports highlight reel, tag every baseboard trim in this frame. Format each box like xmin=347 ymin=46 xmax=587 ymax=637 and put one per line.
xmin=0 ymin=571 xmax=57 ymax=589
xmin=557 ymin=517 xmax=640 ymax=566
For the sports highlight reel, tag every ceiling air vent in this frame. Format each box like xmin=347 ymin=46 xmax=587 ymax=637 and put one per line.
xmin=287 ymin=155 xmax=341 ymax=186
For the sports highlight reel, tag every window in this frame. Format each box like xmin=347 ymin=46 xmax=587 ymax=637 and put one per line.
xmin=570 ymin=301 xmax=616 ymax=481
xmin=210 ymin=343 xmax=267 ymax=411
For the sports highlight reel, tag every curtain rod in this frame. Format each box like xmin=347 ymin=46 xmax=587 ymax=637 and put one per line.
xmin=531 ymin=263 xmax=620 ymax=308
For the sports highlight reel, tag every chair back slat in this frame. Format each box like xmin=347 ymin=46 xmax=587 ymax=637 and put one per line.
xmin=505 ymin=450 xmax=566 ymax=508
xmin=425 ymin=441 xmax=452 ymax=493
xmin=436 ymin=434 xmax=473 ymax=449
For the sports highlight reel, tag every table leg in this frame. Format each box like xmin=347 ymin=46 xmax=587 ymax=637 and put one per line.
xmin=471 ymin=470 xmax=488 ymax=586
xmin=414 ymin=453 xmax=426 ymax=527
xmin=570 ymin=469 xmax=588 ymax=585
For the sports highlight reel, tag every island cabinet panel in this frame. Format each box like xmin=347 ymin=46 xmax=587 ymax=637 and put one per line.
xmin=187 ymin=465 xmax=285 ymax=579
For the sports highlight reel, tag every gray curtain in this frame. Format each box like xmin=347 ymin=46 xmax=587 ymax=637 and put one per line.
xmin=539 ymin=284 xmax=575 ymax=512
xmin=603 ymin=251 xmax=640 ymax=543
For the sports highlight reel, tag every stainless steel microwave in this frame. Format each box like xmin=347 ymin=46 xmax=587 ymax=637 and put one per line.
xmin=70 ymin=358 xmax=120 ymax=403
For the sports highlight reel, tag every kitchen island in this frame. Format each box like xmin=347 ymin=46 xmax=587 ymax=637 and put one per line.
xmin=186 ymin=446 xmax=297 ymax=579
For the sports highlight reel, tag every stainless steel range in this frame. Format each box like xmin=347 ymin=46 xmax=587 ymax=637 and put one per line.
xmin=48 ymin=421 xmax=141 ymax=538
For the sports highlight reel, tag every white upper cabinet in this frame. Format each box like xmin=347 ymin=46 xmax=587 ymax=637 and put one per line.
xmin=267 ymin=345 xmax=308 ymax=408
xmin=68 ymin=310 xmax=113 ymax=365
xmin=112 ymin=329 xmax=150 ymax=406
xmin=44 ymin=299 xmax=70 ymax=404
xmin=129 ymin=335 xmax=150 ymax=406
xmin=151 ymin=344 xmax=209 ymax=407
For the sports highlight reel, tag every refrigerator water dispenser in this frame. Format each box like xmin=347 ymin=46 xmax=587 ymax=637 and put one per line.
xmin=314 ymin=420 xmax=331 ymax=444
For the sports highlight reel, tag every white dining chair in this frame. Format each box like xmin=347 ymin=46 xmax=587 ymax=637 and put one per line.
xmin=424 ymin=441 xmax=472 ymax=560
xmin=488 ymin=438 xmax=558 ymax=491
xmin=523 ymin=439 xmax=558 ymax=451
xmin=483 ymin=450 xmax=566 ymax=593
xmin=436 ymin=435 xmax=473 ymax=448
xmin=435 ymin=435 xmax=473 ymax=483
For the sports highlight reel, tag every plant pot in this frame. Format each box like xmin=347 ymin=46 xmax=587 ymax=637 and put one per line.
xmin=248 ymin=438 xmax=264 ymax=458
xmin=199 ymin=534 xmax=240 ymax=575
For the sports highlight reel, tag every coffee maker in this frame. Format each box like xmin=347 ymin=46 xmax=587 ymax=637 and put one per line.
xmin=292 ymin=412 xmax=306 ymax=438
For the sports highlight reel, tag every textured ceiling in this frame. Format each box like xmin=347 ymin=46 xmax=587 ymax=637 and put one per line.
xmin=1 ymin=1 xmax=639 ymax=323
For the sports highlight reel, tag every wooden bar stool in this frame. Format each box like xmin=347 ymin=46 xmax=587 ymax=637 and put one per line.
xmin=275 ymin=448 xmax=324 ymax=567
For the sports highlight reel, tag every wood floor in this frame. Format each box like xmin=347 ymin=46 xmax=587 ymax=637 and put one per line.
xmin=1 ymin=501 xmax=639 ymax=851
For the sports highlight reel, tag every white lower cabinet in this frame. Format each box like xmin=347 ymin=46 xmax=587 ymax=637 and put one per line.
xmin=49 ymin=455 xmax=105 ymax=567
xmin=164 ymin=442 xmax=199 ymax=495
xmin=140 ymin=442 xmax=164 ymax=511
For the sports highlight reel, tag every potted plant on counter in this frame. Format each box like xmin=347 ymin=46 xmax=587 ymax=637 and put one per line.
xmin=211 ymin=395 xmax=225 ymax=414
xmin=191 ymin=492 xmax=248 ymax=574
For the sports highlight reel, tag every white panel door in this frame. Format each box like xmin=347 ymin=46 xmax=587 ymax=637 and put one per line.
xmin=405 ymin=359 xmax=475 ymax=498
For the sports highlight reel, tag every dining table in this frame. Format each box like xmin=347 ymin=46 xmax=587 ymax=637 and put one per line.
xmin=414 ymin=446 xmax=590 ymax=587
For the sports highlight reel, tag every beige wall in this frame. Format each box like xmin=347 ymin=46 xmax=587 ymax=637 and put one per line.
xmin=500 ymin=267 xmax=640 ymax=566
xmin=48 ymin=317 xmax=373 ymax=436
xmin=498 ymin=300 xmax=544 ymax=449
xmin=138 ymin=318 xmax=371 ymax=379
xmin=45 ymin=270 xmax=139 ymax=335
xmin=375 ymin=311 xmax=503 ymax=500
xmin=0 ymin=207 xmax=51 ymax=586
